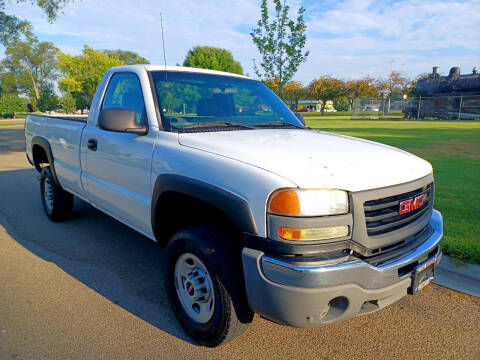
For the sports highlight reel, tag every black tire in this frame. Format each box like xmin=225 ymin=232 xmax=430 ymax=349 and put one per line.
xmin=40 ymin=166 xmax=73 ymax=221
xmin=165 ymin=225 xmax=253 ymax=347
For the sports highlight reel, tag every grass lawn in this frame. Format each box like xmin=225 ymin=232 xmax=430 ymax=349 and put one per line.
xmin=305 ymin=117 xmax=480 ymax=264
xmin=0 ymin=123 xmax=24 ymax=126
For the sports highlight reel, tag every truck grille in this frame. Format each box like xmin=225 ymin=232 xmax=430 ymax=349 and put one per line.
xmin=363 ymin=183 xmax=433 ymax=236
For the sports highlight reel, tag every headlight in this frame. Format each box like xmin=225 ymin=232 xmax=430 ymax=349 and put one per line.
xmin=268 ymin=189 xmax=349 ymax=216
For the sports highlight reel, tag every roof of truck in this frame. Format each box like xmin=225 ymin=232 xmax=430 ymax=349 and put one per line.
xmin=109 ymin=64 xmax=251 ymax=80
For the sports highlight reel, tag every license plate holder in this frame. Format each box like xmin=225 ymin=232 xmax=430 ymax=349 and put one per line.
xmin=408 ymin=257 xmax=436 ymax=295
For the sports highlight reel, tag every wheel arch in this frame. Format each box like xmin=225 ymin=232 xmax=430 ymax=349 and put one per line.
xmin=151 ymin=174 xmax=258 ymax=247
xmin=31 ymin=136 xmax=60 ymax=186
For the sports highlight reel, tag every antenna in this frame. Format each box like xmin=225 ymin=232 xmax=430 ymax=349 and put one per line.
xmin=160 ymin=12 xmax=172 ymax=130
xmin=160 ymin=12 xmax=167 ymax=73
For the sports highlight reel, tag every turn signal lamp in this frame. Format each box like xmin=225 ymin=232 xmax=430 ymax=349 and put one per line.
xmin=278 ymin=225 xmax=349 ymax=241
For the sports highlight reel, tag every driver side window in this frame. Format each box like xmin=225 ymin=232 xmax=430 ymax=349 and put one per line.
xmin=102 ymin=73 xmax=146 ymax=125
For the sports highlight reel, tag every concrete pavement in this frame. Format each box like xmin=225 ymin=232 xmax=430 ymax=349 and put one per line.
xmin=1 ymin=127 xmax=479 ymax=359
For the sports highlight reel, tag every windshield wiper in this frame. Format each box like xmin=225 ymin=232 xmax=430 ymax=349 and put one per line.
xmin=182 ymin=121 xmax=256 ymax=130
xmin=254 ymin=121 xmax=304 ymax=129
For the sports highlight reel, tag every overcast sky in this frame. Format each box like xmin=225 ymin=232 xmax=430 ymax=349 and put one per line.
xmin=4 ymin=0 xmax=480 ymax=82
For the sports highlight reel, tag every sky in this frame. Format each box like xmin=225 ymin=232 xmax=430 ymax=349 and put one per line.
xmin=3 ymin=0 xmax=480 ymax=83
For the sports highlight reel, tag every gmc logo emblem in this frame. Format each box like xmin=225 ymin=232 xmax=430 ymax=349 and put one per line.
xmin=399 ymin=194 xmax=426 ymax=214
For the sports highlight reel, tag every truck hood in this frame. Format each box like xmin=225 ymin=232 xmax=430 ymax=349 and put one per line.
xmin=178 ymin=129 xmax=432 ymax=192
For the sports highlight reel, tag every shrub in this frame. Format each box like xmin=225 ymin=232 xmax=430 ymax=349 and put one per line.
xmin=60 ymin=94 xmax=76 ymax=113
xmin=0 ymin=94 xmax=28 ymax=116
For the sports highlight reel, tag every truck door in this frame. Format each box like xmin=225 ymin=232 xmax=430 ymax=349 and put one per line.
xmin=82 ymin=72 xmax=156 ymax=236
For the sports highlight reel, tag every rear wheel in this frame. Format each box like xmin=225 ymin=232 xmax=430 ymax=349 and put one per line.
xmin=165 ymin=225 xmax=253 ymax=347
xmin=40 ymin=166 xmax=73 ymax=221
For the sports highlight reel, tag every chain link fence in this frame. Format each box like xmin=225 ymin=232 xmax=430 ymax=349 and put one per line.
xmin=403 ymin=94 xmax=480 ymax=121
xmin=351 ymin=98 xmax=404 ymax=120
xmin=352 ymin=95 xmax=480 ymax=121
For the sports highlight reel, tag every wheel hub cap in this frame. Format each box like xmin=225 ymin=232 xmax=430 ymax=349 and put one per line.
xmin=174 ymin=253 xmax=215 ymax=323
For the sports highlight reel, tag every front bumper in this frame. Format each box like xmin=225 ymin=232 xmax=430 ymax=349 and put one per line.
xmin=242 ymin=209 xmax=443 ymax=327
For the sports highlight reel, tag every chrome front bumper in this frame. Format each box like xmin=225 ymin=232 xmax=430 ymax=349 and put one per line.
xmin=242 ymin=209 xmax=443 ymax=327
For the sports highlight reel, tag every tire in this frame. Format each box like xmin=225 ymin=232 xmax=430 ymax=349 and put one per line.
xmin=40 ymin=166 xmax=73 ymax=221
xmin=165 ymin=225 xmax=253 ymax=347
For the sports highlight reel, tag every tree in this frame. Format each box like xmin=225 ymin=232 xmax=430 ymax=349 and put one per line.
xmin=0 ymin=93 xmax=28 ymax=117
xmin=309 ymin=76 xmax=345 ymax=115
xmin=283 ymin=81 xmax=306 ymax=110
xmin=1 ymin=0 xmax=72 ymax=46
xmin=376 ymin=70 xmax=409 ymax=113
xmin=102 ymin=49 xmax=150 ymax=65
xmin=183 ymin=46 xmax=243 ymax=75
xmin=251 ymin=0 xmax=309 ymax=98
xmin=37 ymin=83 xmax=59 ymax=112
xmin=58 ymin=46 xmax=124 ymax=111
xmin=262 ymin=77 xmax=280 ymax=94
xmin=1 ymin=35 xmax=58 ymax=101
xmin=344 ymin=77 xmax=378 ymax=110
xmin=60 ymin=93 xmax=75 ymax=113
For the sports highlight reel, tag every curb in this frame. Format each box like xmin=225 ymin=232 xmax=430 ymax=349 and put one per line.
xmin=433 ymin=255 xmax=480 ymax=297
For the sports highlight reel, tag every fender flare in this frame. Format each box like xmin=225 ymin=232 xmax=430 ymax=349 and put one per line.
xmin=151 ymin=174 xmax=258 ymax=240
xmin=31 ymin=136 xmax=60 ymax=187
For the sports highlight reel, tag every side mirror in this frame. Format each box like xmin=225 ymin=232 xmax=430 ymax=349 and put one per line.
xmin=98 ymin=108 xmax=147 ymax=135
xmin=294 ymin=112 xmax=305 ymax=126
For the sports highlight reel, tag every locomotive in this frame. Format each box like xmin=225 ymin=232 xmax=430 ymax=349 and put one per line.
xmin=404 ymin=66 xmax=480 ymax=120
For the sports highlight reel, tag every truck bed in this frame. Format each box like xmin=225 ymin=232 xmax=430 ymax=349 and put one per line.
xmin=25 ymin=114 xmax=88 ymax=195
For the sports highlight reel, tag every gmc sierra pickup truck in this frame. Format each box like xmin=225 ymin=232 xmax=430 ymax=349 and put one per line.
xmin=25 ymin=65 xmax=443 ymax=347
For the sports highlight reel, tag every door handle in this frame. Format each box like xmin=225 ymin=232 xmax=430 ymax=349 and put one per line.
xmin=87 ymin=138 xmax=98 ymax=151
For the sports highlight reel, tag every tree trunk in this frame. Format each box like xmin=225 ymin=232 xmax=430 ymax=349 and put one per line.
xmin=27 ymin=68 xmax=40 ymax=100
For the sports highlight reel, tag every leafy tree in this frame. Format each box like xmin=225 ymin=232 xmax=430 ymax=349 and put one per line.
xmin=0 ymin=63 xmax=19 ymax=96
xmin=102 ymin=49 xmax=150 ymax=65
xmin=333 ymin=96 xmax=350 ymax=111
xmin=183 ymin=46 xmax=243 ymax=75
xmin=1 ymin=35 xmax=58 ymax=101
xmin=0 ymin=93 xmax=27 ymax=117
xmin=309 ymin=76 xmax=345 ymax=115
xmin=58 ymin=46 xmax=123 ymax=111
xmin=1 ymin=0 xmax=71 ymax=46
xmin=376 ymin=70 xmax=409 ymax=112
xmin=283 ymin=81 xmax=306 ymax=110
xmin=262 ymin=77 xmax=280 ymax=94
xmin=37 ymin=83 xmax=59 ymax=112
xmin=344 ymin=77 xmax=378 ymax=110
xmin=60 ymin=92 xmax=75 ymax=113
xmin=250 ymin=0 xmax=309 ymax=98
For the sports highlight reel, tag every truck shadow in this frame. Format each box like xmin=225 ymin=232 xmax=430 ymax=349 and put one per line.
xmin=0 ymin=166 xmax=195 ymax=345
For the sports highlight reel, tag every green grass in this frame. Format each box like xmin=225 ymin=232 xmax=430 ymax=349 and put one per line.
xmin=305 ymin=117 xmax=480 ymax=264
xmin=302 ymin=111 xmax=352 ymax=117
xmin=0 ymin=122 xmax=24 ymax=126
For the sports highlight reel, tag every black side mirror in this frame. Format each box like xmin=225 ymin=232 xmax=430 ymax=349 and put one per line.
xmin=294 ymin=112 xmax=305 ymax=126
xmin=98 ymin=108 xmax=147 ymax=135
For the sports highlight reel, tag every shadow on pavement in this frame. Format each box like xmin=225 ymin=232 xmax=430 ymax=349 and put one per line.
xmin=0 ymin=128 xmax=26 ymax=154
xmin=0 ymin=165 xmax=194 ymax=345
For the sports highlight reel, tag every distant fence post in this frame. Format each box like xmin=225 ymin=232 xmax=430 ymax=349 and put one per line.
xmin=416 ymin=96 xmax=422 ymax=120
xmin=458 ymin=95 xmax=463 ymax=121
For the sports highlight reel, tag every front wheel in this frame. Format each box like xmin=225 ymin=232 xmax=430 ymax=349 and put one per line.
xmin=165 ymin=225 xmax=253 ymax=347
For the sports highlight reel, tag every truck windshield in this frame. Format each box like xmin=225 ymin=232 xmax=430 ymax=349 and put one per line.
xmin=150 ymin=71 xmax=304 ymax=132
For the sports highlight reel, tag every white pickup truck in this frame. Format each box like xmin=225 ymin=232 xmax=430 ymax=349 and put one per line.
xmin=25 ymin=65 xmax=443 ymax=347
